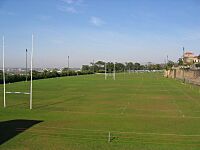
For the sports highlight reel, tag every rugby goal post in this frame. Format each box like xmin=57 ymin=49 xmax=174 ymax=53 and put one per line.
xmin=2 ymin=34 xmax=34 ymax=110
xmin=105 ymin=61 xmax=115 ymax=80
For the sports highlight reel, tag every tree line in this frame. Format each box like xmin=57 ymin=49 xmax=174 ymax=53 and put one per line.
xmin=82 ymin=61 xmax=164 ymax=72
xmin=0 ymin=61 xmax=166 ymax=84
xmin=0 ymin=69 xmax=93 ymax=84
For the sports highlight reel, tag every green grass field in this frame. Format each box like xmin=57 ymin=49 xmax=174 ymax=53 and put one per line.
xmin=0 ymin=72 xmax=200 ymax=150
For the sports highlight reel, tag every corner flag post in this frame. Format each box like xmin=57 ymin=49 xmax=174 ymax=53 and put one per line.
xmin=3 ymin=36 xmax=6 ymax=108
xmin=30 ymin=34 xmax=33 ymax=110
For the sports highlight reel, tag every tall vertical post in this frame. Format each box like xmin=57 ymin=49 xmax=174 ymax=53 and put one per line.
xmin=108 ymin=131 xmax=111 ymax=142
xmin=26 ymin=49 xmax=28 ymax=82
xmin=67 ymin=56 xmax=70 ymax=76
xmin=167 ymin=55 xmax=169 ymax=63
xmin=93 ymin=59 xmax=95 ymax=74
xmin=105 ymin=62 xmax=107 ymax=80
xmin=182 ymin=47 xmax=185 ymax=64
xmin=182 ymin=47 xmax=185 ymax=83
xmin=3 ymin=36 xmax=6 ymax=108
xmin=30 ymin=34 xmax=33 ymax=110
xmin=124 ymin=68 xmax=125 ymax=79
xmin=113 ymin=62 xmax=116 ymax=80
xmin=68 ymin=56 xmax=69 ymax=70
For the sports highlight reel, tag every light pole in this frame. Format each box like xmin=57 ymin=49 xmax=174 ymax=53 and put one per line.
xmin=182 ymin=47 xmax=185 ymax=83
xmin=26 ymin=49 xmax=28 ymax=82
xmin=30 ymin=34 xmax=34 ymax=110
xmin=68 ymin=56 xmax=69 ymax=70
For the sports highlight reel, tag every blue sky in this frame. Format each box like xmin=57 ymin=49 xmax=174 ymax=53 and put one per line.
xmin=1 ymin=0 xmax=200 ymax=68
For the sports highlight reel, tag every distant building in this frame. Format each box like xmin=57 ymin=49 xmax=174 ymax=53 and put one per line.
xmin=193 ymin=56 xmax=200 ymax=63
xmin=183 ymin=52 xmax=200 ymax=65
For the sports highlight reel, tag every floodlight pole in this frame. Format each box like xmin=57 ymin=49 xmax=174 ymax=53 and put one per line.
xmin=68 ymin=56 xmax=69 ymax=70
xmin=30 ymin=34 xmax=33 ymax=110
xmin=182 ymin=47 xmax=185 ymax=83
xmin=26 ymin=49 xmax=28 ymax=82
xmin=3 ymin=36 xmax=6 ymax=108
xmin=105 ymin=62 xmax=107 ymax=80
xmin=167 ymin=55 xmax=169 ymax=63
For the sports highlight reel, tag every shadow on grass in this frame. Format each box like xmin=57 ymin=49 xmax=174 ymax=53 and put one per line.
xmin=0 ymin=119 xmax=43 ymax=145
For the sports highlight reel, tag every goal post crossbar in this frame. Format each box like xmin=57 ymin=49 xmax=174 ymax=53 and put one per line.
xmin=2 ymin=34 xmax=34 ymax=109
xmin=6 ymin=92 xmax=31 ymax=95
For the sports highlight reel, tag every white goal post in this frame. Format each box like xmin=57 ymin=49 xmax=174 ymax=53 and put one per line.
xmin=2 ymin=34 xmax=34 ymax=110
xmin=105 ymin=61 xmax=116 ymax=80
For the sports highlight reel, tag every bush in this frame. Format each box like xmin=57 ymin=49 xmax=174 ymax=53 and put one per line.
xmin=0 ymin=70 xmax=94 ymax=84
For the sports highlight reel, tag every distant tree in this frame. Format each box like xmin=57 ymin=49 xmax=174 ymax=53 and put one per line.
xmin=167 ymin=60 xmax=174 ymax=67
xmin=154 ymin=64 xmax=161 ymax=70
xmin=95 ymin=61 xmax=105 ymax=67
xmin=140 ymin=65 xmax=146 ymax=70
xmin=82 ymin=65 xmax=90 ymax=71
xmin=95 ymin=61 xmax=105 ymax=72
xmin=51 ymin=69 xmax=60 ymax=77
xmin=125 ymin=62 xmax=134 ymax=70
xmin=178 ymin=58 xmax=183 ymax=66
xmin=43 ymin=69 xmax=48 ymax=78
xmin=62 ymin=68 xmax=69 ymax=71
xmin=134 ymin=63 xmax=141 ymax=70
xmin=165 ymin=60 xmax=175 ymax=70
xmin=90 ymin=62 xmax=96 ymax=72
xmin=0 ymin=70 xmax=3 ymax=84
xmin=195 ymin=63 xmax=200 ymax=68
xmin=106 ymin=62 xmax=114 ymax=72
xmin=115 ymin=63 xmax=125 ymax=72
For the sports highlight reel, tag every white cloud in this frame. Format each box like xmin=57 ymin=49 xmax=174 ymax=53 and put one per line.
xmin=61 ymin=0 xmax=83 ymax=5
xmin=58 ymin=6 xmax=78 ymax=14
xmin=58 ymin=0 xmax=83 ymax=14
xmin=90 ymin=16 xmax=105 ymax=27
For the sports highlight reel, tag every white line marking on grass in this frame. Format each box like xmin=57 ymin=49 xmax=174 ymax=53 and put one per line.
xmin=176 ymin=83 xmax=200 ymax=107
xmin=169 ymin=81 xmax=200 ymax=118
xmin=17 ymin=126 xmax=200 ymax=137
xmin=132 ymin=108 xmax=179 ymax=112
xmin=120 ymin=106 xmax=127 ymax=114
xmin=160 ymin=81 xmax=186 ymax=118
xmin=48 ymin=110 xmax=200 ymax=119
xmin=120 ymin=102 xmax=130 ymax=115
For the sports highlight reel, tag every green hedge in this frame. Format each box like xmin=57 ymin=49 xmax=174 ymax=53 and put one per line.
xmin=0 ymin=70 xmax=93 ymax=84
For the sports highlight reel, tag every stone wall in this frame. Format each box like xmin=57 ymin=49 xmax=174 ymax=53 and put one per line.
xmin=164 ymin=69 xmax=200 ymax=85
